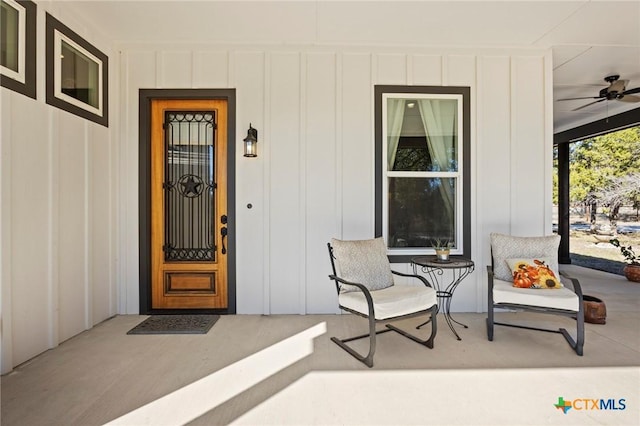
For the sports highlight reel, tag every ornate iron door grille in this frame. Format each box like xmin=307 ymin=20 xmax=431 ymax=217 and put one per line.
xmin=163 ymin=111 xmax=216 ymax=261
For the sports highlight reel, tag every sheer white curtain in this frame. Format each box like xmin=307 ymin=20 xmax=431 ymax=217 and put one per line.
xmin=417 ymin=99 xmax=456 ymax=224
xmin=386 ymin=99 xmax=406 ymax=170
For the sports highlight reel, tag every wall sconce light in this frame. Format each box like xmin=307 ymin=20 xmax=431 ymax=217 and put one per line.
xmin=243 ymin=124 xmax=258 ymax=157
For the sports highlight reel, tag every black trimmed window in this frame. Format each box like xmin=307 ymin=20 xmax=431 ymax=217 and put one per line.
xmin=46 ymin=13 xmax=108 ymax=127
xmin=375 ymin=85 xmax=471 ymax=262
xmin=0 ymin=0 xmax=36 ymax=99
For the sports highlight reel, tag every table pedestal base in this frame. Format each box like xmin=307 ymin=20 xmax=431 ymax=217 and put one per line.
xmin=411 ymin=257 xmax=475 ymax=340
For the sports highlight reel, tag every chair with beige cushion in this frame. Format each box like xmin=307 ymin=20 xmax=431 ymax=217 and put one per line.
xmin=328 ymin=237 xmax=438 ymax=367
xmin=487 ymin=233 xmax=584 ymax=355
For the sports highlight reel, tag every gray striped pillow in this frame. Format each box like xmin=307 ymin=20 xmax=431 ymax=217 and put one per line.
xmin=331 ymin=237 xmax=394 ymax=293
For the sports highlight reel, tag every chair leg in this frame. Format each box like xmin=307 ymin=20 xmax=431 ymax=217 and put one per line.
xmin=493 ymin=318 xmax=585 ymax=356
xmin=486 ymin=306 xmax=494 ymax=341
xmin=386 ymin=304 xmax=438 ymax=349
xmin=487 ymin=272 xmax=495 ymax=342
xmin=331 ymin=305 xmax=438 ymax=367
xmin=576 ymin=309 xmax=585 ymax=356
xmin=560 ymin=310 xmax=584 ymax=356
xmin=331 ymin=312 xmax=390 ymax=368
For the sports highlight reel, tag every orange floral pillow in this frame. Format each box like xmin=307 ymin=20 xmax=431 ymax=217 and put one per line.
xmin=505 ymin=258 xmax=563 ymax=289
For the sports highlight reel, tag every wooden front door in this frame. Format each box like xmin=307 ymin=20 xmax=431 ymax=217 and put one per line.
xmin=150 ymin=99 xmax=228 ymax=309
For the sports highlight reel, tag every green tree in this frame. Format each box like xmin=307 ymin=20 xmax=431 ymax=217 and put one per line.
xmin=568 ymin=126 xmax=640 ymax=225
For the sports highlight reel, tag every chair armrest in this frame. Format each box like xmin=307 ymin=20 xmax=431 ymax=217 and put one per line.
xmin=559 ymin=270 xmax=584 ymax=300
xmin=328 ymin=274 xmax=376 ymax=318
xmin=486 ymin=265 xmax=495 ymax=289
xmin=486 ymin=265 xmax=497 ymax=313
xmin=328 ymin=274 xmax=374 ymax=296
xmin=391 ymin=270 xmax=434 ymax=288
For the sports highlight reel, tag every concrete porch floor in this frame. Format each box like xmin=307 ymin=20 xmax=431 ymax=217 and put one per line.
xmin=1 ymin=265 xmax=638 ymax=425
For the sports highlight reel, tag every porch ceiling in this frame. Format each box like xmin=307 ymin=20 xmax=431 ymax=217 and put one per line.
xmin=68 ymin=1 xmax=640 ymax=133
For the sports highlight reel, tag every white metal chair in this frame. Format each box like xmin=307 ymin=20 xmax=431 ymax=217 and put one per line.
xmin=486 ymin=233 xmax=584 ymax=355
xmin=328 ymin=237 xmax=438 ymax=367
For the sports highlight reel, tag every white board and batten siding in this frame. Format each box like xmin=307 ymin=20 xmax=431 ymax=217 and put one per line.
xmin=119 ymin=45 xmax=554 ymax=316
xmin=1 ymin=4 xmax=117 ymax=373
xmin=2 ymin=12 xmax=553 ymax=372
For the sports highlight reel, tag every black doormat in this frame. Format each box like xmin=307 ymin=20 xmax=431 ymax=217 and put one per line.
xmin=127 ymin=314 xmax=219 ymax=335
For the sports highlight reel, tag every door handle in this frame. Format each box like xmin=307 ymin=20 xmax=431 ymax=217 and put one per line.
xmin=220 ymin=227 xmax=227 ymax=255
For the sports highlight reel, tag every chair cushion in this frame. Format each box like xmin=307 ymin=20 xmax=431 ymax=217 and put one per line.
xmin=331 ymin=237 xmax=394 ymax=293
xmin=338 ymin=285 xmax=437 ymax=320
xmin=490 ymin=233 xmax=561 ymax=282
xmin=506 ymin=258 xmax=563 ymax=289
xmin=492 ymin=278 xmax=579 ymax=312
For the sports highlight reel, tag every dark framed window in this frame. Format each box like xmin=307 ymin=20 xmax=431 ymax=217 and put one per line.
xmin=375 ymin=85 xmax=471 ymax=262
xmin=0 ymin=0 xmax=36 ymax=99
xmin=46 ymin=13 xmax=108 ymax=127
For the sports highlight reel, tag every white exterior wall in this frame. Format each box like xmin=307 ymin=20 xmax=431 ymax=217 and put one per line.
xmin=119 ymin=45 xmax=554 ymax=316
xmin=1 ymin=3 xmax=554 ymax=373
xmin=1 ymin=2 xmax=117 ymax=373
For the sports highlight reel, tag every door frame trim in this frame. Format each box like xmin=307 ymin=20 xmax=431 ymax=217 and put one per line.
xmin=138 ymin=89 xmax=236 ymax=314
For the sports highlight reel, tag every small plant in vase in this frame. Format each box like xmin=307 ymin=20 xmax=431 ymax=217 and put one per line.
xmin=433 ymin=239 xmax=453 ymax=262
xmin=610 ymin=238 xmax=640 ymax=282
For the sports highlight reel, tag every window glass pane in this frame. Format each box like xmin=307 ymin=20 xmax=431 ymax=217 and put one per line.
xmin=1 ymin=1 xmax=19 ymax=72
xmin=387 ymin=98 xmax=458 ymax=172
xmin=61 ymin=39 xmax=99 ymax=109
xmin=165 ymin=112 xmax=216 ymax=262
xmin=392 ymin=136 xmax=430 ymax=171
xmin=387 ymin=177 xmax=456 ymax=248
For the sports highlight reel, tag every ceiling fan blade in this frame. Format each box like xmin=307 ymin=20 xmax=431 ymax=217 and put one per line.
xmin=622 ymin=87 xmax=640 ymax=95
xmin=619 ymin=95 xmax=640 ymax=103
xmin=557 ymin=96 xmax=600 ymax=101
xmin=572 ymin=99 xmax=605 ymax=111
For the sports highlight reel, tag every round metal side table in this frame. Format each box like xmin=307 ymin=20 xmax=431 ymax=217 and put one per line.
xmin=411 ymin=256 xmax=475 ymax=340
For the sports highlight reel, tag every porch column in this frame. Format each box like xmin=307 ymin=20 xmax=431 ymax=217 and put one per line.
xmin=557 ymin=142 xmax=571 ymax=264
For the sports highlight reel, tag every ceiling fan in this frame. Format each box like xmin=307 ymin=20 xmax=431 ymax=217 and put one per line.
xmin=558 ymin=75 xmax=640 ymax=111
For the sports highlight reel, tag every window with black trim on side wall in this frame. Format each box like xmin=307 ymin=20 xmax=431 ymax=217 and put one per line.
xmin=0 ymin=0 xmax=36 ymax=99
xmin=45 ymin=12 xmax=108 ymax=127
xmin=374 ymin=85 xmax=471 ymax=263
